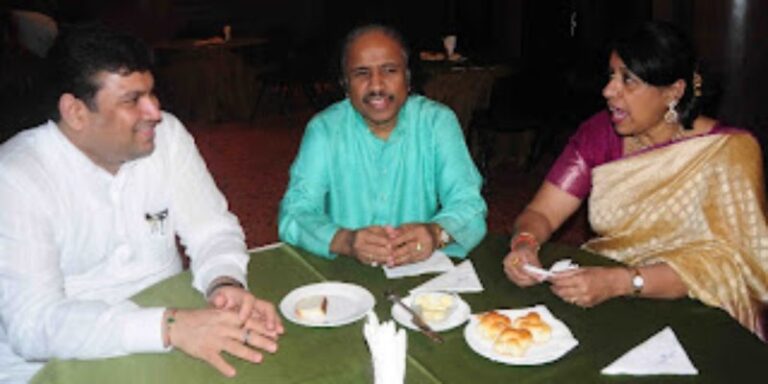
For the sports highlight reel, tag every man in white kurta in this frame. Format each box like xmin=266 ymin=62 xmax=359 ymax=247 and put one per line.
xmin=0 ymin=26 xmax=282 ymax=383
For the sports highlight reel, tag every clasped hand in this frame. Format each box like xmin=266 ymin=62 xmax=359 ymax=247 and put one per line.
xmin=351 ymin=223 xmax=435 ymax=267
xmin=170 ymin=286 xmax=284 ymax=377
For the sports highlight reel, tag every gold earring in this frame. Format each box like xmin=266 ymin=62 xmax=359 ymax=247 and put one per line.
xmin=664 ymin=100 xmax=679 ymax=124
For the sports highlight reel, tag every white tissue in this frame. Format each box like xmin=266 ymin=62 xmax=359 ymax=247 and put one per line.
xmin=384 ymin=250 xmax=455 ymax=279
xmin=410 ymin=260 xmax=483 ymax=293
xmin=601 ymin=327 xmax=698 ymax=375
xmin=363 ymin=312 xmax=407 ymax=384
xmin=523 ymin=259 xmax=579 ymax=280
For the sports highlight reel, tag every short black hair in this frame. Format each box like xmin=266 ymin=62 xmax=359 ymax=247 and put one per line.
xmin=339 ymin=24 xmax=411 ymax=88
xmin=47 ymin=24 xmax=154 ymax=121
xmin=612 ymin=21 xmax=700 ymax=128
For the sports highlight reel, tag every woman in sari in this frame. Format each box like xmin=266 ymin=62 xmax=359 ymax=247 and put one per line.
xmin=503 ymin=21 xmax=768 ymax=339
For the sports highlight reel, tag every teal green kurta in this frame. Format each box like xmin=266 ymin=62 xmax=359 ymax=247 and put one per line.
xmin=278 ymin=95 xmax=487 ymax=258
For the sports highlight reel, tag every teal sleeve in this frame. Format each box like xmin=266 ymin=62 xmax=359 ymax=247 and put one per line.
xmin=278 ymin=119 xmax=339 ymax=259
xmin=430 ymin=110 xmax=488 ymax=257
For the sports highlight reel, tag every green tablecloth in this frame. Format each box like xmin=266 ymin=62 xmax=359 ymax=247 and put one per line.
xmin=32 ymin=236 xmax=768 ymax=383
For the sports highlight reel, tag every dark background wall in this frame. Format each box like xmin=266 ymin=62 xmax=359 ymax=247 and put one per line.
xmin=2 ymin=0 xmax=766 ymax=144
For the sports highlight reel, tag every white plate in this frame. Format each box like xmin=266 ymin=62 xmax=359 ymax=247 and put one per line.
xmin=391 ymin=293 xmax=471 ymax=332
xmin=464 ymin=305 xmax=578 ymax=365
xmin=280 ymin=282 xmax=375 ymax=327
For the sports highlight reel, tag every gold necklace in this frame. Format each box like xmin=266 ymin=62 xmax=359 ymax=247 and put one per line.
xmin=630 ymin=125 xmax=686 ymax=152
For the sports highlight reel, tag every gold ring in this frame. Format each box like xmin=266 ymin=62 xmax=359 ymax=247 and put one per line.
xmin=243 ymin=329 xmax=251 ymax=345
xmin=415 ymin=242 xmax=423 ymax=252
xmin=510 ymin=257 xmax=520 ymax=266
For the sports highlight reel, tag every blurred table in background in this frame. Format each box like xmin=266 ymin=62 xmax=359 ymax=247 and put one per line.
xmin=420 ymin=62 xmax=513 ymax=132
xmin=153 ymin=37 xmax=268 ymax=122
xmin=419 ymin=60 xmax=515 ymax=164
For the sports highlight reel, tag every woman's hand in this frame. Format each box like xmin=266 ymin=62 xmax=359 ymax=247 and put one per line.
xmin=548 ymin=267 xmax=631 ymax=308
xmin=503 ymin=241 xmax=544 ymax=287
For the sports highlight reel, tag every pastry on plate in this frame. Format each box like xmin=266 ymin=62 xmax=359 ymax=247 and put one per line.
xmin=477 ymin=311 xmax=511 ymax=341
xmin=295 ymin=295 xmax=328 ymax=322
xmin=413 ymin=292 xmax=456 ymax=324
xmin=493 ymin=327 xmax=533 ymax=357
xmin=512 ymin=311 xmax=552 ymax=343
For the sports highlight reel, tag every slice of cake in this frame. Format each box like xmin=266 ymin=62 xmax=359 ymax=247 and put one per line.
xmin=295 ymin=295 xmax=328 ymax=322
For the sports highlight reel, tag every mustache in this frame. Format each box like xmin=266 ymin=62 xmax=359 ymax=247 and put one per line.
xmin=363 ymin=91 xmax=394 ymax=103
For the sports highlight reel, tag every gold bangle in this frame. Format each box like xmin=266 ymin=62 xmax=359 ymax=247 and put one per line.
xmin=511 ymin=231 xmax=540 ymax=253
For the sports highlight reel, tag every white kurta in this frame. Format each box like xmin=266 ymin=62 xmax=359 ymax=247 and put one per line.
xmin=0 ymin=112 xmax=248 ymax=383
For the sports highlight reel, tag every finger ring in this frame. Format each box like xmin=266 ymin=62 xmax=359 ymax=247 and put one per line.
xmin=242 ymin=329 xmax=251 ymax=345
xmin=510 ymin=257 xmax=520 ymax=266
xmin=415 ymin=242 xmax=423 ymax=252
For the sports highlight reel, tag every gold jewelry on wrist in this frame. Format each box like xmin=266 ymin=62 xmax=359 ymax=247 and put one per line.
xmin=511 ymin=231 xmax=540 ymax=253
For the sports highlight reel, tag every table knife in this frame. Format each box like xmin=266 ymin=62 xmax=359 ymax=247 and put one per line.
xmin=385 ymin=290 xmax=444 ymax=343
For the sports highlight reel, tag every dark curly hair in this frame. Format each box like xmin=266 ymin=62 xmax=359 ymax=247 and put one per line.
xmin=47 ymin=24 xmax=154 ymax=121
xmin=612 ymin=21 xmax=700 ymax=129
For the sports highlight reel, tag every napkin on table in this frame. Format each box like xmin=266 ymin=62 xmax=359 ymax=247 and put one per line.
xmin=383 ymin=250 xmax=454 ymax=279
xmin=410 ymin=259 xmax=483 ymax=294
xmin=601 ymin=326 xmax=698 ymax=375
xmin=363 ymin=311 xmax=407 ymax=384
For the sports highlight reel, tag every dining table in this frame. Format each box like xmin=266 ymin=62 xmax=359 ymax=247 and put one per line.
xmin=418 ymin=59 xmax=514 ymax=161
xmin=31 ymin=235 xmax=768 ymax=383
xmin=152 ymin=37 xmax=269 ymax=123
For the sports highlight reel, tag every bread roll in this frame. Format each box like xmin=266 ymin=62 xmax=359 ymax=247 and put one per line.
xmin=493 ymin=328 xmax=533 ymax=357
xmin=295 ymin=295 xmax=328 ymax=321
xmin=512 ymin=311 xmax=552 ymax=343
xmin=477 ymin=311 xmax=511 ymax=340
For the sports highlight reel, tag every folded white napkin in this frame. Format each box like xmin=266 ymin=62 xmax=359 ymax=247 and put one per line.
xmin=410 ymin=260 xmax=483 ymax=294
xmin=384 ymin=250 xmax=455 ymax=279
xmin=523 ymin=259 xmax=579 ymax=280
xmin=363 ymin=312 xmax=407 ymax=384
xmin=601 ymin=327 xmax=698 ymax=375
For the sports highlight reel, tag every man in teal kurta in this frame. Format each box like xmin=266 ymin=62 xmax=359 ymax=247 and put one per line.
xmin=278 ymin=25 xmax=486 ymax=266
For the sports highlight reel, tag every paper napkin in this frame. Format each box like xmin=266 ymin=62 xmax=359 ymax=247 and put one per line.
xmin=383 ymin=250 xmax=455 ymax=279
xmin=601 ymin=327 xmax=698 ymax=375
xmin=523 ymin=259 xmax=579 ymax=280
xmin=410 ymin=259 xmax=483 ymax=293
xmin=363 ymin=311 xmax=407 ymax=384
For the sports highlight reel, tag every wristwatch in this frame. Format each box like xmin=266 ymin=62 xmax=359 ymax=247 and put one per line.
xmin=630 ymin=268 xmax=644 ymax=297
xmin=205 ymin=278 xmax=244 ymax=299
xmin=433 ymin=224 xmax=451 ymax=249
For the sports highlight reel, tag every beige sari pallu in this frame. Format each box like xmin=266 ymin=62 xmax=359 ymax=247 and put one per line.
xmin=584 ymin=132 xmax=768 ymax=337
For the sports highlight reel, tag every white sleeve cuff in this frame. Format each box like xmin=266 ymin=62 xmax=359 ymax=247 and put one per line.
xmin=193 ymin=255 xmax=248 ymax=294
xmin=120 ymin=307 xmax=169 ymax=353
